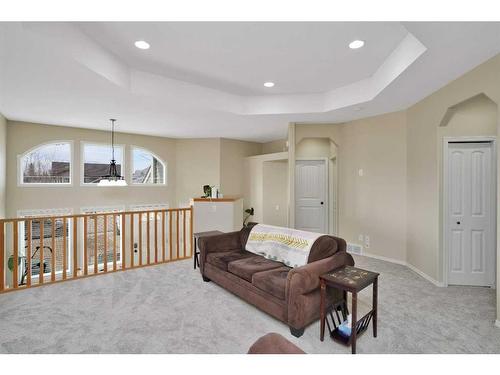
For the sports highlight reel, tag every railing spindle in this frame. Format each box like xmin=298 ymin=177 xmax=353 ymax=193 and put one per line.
xmin=176 ymin=210 xmax=180 ymax=259
xmin=130 ymin=213 xmax=134 ymax=268
xmin=121 ymin=215 xmax=126 ymax=270
xmin=103 ymin=215 xmax=107 ymax=273
xmin=169 ymin=211 xmax=173 ymax=260
xmin=94 ymin=215 xmax=98 ymax=275
xmin=162 ymin=211 xmax=166 ymax=262
xmin=147 ymin=213 xmax=151 ymax=265
xmin=73 ymin=217 xmax=77 ymax=278
xmin=113 ymin=214 xmax=117 ymax=271
xmin=62 ymin=218 xmax=67 ymax=280
xmin=13 ymin=222 xmax=18 ymax=288
xmin=39 ymin=219 xmax=44 ymax=284
xmin=51 ymin=219 xmax=56 ymax=282
xmin=138 ymin=213 xmax=143 ymax=266
xmin=183 ymin=210 xmax=186 ymax=259
xmin=27 ymin=220 xmax=32 ymax=286
xmin=83 ymin=216 xmax=88 ymax=276
xmin=154 ymin=211 xmax=158 ymax=263
xmin=0 ymin=222 xmax=4 ymax=291
xmin=0 ymin=208 xmax=194 ymax=294
xmin=190 ymin=206 xmax=194 ymax=258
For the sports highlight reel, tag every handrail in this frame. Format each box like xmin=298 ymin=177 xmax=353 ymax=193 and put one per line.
xmin=0 ymin=206 xmax=194 ymax=294
xmin=0 ymin=207 xmax=192 ymax=224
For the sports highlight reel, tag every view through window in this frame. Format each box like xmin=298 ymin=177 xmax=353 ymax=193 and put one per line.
xmin=131 ymin=147 xmax=165 ymax=184
xmin=82 ymin=143 xmax=123 ymax=184
xmin=20 ymin=142 xmax=71 ymax=184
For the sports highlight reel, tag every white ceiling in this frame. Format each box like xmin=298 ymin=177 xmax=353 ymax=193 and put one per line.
xmin=1 ymin=22 xmax=500 ymax=142
xmin=77 ymin=22 xmax=408 ymax=96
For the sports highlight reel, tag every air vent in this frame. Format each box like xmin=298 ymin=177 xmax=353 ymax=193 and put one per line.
xmin=347 ymin=243 xmax=363 ymax=255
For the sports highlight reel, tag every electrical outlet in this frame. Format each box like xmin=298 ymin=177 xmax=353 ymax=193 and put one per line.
xmin=365 ymin=235 xmax=370 ymax=248
xmin=358 ymin=234 xmax=364 ymax=242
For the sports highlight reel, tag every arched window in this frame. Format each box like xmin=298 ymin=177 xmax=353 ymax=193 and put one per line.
xmin=19 ymin=142 xmax=72 ymax=185
xmin=131 ymin=147 xmax=166 ymax=185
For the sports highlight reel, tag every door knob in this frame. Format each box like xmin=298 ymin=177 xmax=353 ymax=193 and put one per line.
xmin=320 ymin=202 xmax=324 ymax=205
xmin=456 ymin=221 xmax=461 ymax=225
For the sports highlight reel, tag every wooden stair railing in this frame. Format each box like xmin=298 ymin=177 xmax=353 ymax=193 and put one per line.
xmin=0 ymin=207 xmax=194 ymax=293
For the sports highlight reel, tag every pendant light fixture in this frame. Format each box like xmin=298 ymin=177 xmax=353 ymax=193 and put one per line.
xmin=98 ymin=119 xmax=127 ymax=187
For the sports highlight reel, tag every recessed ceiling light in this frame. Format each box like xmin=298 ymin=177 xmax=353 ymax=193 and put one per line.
xmin=134 ymin=40 xmax=150 ymax=50
xmin=264 ymin=82 xmax=275 ymax=88
xmin=349 ymin=40 xmax=365 ymax=49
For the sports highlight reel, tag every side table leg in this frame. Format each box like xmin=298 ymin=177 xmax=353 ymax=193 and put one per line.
xmin=351 ymin=291 xmax=357 ymax=354
xmin=193 ymin=237 xmax=197 ymax=269
xmin=373 ymin=277 xmax=378 ymax=338
xmin=320 ymin=281 xmax=326 ymax=341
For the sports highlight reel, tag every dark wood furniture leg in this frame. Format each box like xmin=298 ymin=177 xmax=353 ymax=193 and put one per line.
xmin=373 ymin=277 xmax=378 ymax=338
xmin=320 ymin=279 xmax=326 ymax=341
xmin=193 ymin=237 xmax=197 ymax=269
xmin=351 ymin=291 xmax=357 ymax=354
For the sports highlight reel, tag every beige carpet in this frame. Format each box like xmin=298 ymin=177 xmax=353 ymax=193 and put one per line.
xmin=0 ymin=255 xmax=499 ymax=353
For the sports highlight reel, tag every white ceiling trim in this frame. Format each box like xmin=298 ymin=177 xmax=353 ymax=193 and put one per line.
xmin=243 ymin=33 xmax=427 ymax=115
xmin=18 ymin=22 xmax=427 ymax=117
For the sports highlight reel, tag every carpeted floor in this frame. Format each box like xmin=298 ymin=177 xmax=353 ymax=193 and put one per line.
xmin=0 ymin=255 xmax=499 ymax=354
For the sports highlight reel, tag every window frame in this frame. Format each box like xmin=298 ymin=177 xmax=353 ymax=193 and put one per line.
xmin=17 ymin=140 xmax=74 ymax=187
xmin=80 ymin=141 xmax=126 ymax=187
xmin=130 ymin=146 xmax=167 ymax=186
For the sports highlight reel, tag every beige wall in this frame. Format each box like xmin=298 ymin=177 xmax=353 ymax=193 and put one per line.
xmin=296 ymin=137 xmax=331 ymax=158
xmin=6 ymin=121 xmax=178 ymax=217
xmin=339 ymin=112 xmax=407 ymax=262
xmin=262 ymin=160 xmax=288 ymax=226
xmin=406 ymin=55 xmax=500 ymax=288
xmin=220 ymin=138 xmax=262 ymax=199
xmin=262 ymin=139 xmax=287 ymax=154
xmin=175 ymin=138 xmax=220 ymax=206
xmin=0 ymin=113 xmax=6 ymax=218
xmin=293 ymin=55 xmax=500 ymax=322
xmin=294 ymin=111 xmax=407 ymax=262
xmin=5 ymin=122 xmax=264 ymax=218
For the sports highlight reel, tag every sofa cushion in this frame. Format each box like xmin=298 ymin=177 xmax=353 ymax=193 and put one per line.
xmin=252 ymin=266 xmax=291 ymax=300
xmin=206 ymin=250 xmax=256 ymax=272
xmin=228 ymin=256 xmax=283 ymax=282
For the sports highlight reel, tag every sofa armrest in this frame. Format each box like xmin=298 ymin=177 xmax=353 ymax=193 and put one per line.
xmin=198 ymin=231 xmax=242 ymax=253
xmin=286 ymin=251 xmax=354 ymax=299
xmin=198 ymin=231 xmax=242 ymax=272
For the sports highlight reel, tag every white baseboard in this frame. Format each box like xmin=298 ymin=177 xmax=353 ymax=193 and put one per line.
xmin=360 ymin=251 xmax=407 ymax=266
xmin=353 ymin=251 xmax=445 ymax=287
xmin=406 ymin=262 xmax=445 ymax=287
xmin=495 ymin=320 xmax=500 ymax=329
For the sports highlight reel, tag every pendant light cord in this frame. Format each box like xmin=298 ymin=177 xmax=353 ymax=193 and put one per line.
xmin=110 ymin=119 xmax=116 ymax=161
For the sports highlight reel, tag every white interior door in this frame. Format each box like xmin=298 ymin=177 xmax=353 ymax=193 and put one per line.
xmin=295 ymin=159 xmax=327 ymax=233
xmin=447 ymin=142 xmax=495 ymax=287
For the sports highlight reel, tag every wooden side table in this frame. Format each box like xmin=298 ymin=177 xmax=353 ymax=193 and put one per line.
xmin=193 ymin=230 xmax=224 ymax=269
xmin=320 ymin=266 xmax=379 ymax=354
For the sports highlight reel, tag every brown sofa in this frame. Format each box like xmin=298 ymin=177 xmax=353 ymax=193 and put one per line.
xmin=198 ymin=225 xmax=354 ymax=337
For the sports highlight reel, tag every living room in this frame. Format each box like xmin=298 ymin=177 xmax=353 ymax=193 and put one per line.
xmin=1 ymin=0 xmax=500 ymax=373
